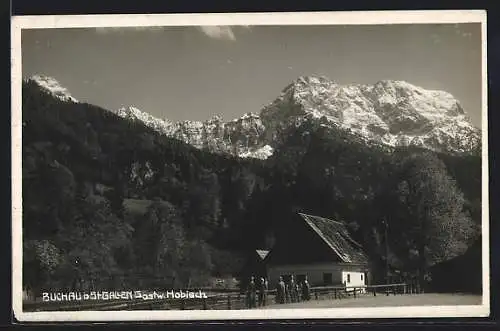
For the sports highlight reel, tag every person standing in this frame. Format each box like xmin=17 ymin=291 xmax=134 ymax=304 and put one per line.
xmin=294 ymin=276 xmax=300 ymax=302
xmin=289 ymin=275 xmax=297 ymax=303
xmin=276 ymin=276 xmax=286 ymax=304
xmin=258 ymin=277 xmax=267 ymax=307
xmin=246 ymin=276 xmax=257 ymax=308
xmin=285 ymin=278 xmax=291 ymax=303
xmin=245 ymin=277 xmax=251 ymax=308
xmin=296 ymin=281 xmax=303 ymax=302
xmin=302 ymin=275 xmax=311 ymax=301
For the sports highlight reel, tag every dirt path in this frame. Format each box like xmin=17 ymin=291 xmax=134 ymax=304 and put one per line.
xmin=261 ymin=293 xmax=482 ymax=309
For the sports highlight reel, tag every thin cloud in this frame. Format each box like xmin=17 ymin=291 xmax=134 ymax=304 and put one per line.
xmin=196 ymin=25 xmax=251 ymax=41
xmin=94 ymin=25 xmax=251 ymax=40
xmin=430 ymin=33 xmax=441 ymax=45
xmin=95 ymin=26 xmax=166 ymax=34
xmin=83 ymin=80 xmax=98 ymax=86
xmin=198 ymin=26 xmax=236 ymax=41
xmin=451 ymin=25 xmax=475 ymax=39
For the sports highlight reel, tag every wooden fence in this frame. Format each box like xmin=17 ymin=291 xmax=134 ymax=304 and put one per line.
xmin=24 ymin=283 xmax=418 ymax=312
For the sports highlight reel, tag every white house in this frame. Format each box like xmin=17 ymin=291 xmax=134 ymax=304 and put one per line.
xmin=265 ymin=212 xmax=371 ymax=291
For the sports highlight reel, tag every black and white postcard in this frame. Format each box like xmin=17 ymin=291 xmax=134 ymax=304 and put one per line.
xmin=11 ymin=10 xmax=489 ymax=322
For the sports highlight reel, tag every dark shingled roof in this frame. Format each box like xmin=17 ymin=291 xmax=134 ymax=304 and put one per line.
xmin=298 ymin=213 xmax=369 ymax=265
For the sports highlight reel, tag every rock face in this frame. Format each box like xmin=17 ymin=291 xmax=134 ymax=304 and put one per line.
xmin=259 ymin=76 xmax=480 ymax=155
xmin=29 ymin=75 xmax=79 ymax=103
xmin=28 ymin=75 xmax=481 ymax=159
xmin=115 ymin=107 xmax=270 ymax=159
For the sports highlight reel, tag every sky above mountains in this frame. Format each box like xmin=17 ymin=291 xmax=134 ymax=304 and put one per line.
xmin=22 ymin=23 xmax=482 ymax=128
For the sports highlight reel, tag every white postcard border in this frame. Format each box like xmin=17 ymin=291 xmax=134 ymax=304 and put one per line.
xmin=11 ymin=10 xmax=489 ymax=322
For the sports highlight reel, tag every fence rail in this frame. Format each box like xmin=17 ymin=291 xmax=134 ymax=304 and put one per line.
xmin=24 ymin=283 xmax=419 ymax=312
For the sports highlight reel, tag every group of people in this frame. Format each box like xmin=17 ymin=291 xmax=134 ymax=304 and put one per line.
xmin=245 ymin=274 xmax=311 ymax=308
xmin=275 ymin=275 xmax=311 ymax=304
xmin=245 ymin=276 xmax=269 ymax=308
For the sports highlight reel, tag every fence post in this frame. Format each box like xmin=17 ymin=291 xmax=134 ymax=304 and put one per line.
xmin=353 ymin=288 xmax=356 ymax=298
xmin=315 ymin=291 xmax=318 ymax=300
xmin=203 ymin=297 xmax=207 ymax=310
xmin=181 ymin=299 xmax=185 ymax=310
xmin=334 ymin=289 xmax=337 ymax=299
xmin=386 ymin=286 xmax=389 ymax=296
xmin=227 ymin=295 xmax=231 ymax=310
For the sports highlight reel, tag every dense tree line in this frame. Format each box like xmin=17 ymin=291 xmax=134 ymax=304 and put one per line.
xmin=21 ymin=81 xmax=482 ymax=296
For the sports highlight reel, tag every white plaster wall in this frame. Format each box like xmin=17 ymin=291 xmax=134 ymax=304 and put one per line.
xmin=267 ymin=263 xmax=367 ymax=287
xmin=342 ymin=271 xmax=366 ymax=292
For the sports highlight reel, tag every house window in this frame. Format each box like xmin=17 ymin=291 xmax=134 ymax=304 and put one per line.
xmin=361 ymin=274 xmax=363 ymax=281
xmin=347 ymin=274 xmax=351 ymax=283
xmin=323 ymin=273 xmax=333 ymax=285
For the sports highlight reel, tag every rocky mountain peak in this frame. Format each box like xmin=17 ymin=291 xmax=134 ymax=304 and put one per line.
xmin=116 ymin=105 xmax=175 ymax=135
xmin=265 ymin=76 xmax=480 ymax=154
xmin=27 ymin=75 xmax=78 ymax=103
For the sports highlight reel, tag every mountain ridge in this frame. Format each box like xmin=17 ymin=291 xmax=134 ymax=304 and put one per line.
xmin=27 ymin=74 xmax=481 ymax=159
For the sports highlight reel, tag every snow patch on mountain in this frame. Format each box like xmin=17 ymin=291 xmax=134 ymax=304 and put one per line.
xmin=28 ymin=75 xmax=78 ymax=103
xmin=260 ymin=76 xmax=480 ymax=154
xmin=239 ymin=145 xmax=274 ymax=159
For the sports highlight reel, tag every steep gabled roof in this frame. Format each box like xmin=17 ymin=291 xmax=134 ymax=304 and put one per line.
xmin=298 ymin=213 xmax=369 ymax=265
xmin=256 ymin=250 xmax=270 ymax=260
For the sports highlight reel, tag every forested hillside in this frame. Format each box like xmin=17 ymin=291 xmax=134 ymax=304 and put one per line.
xmin=21 ymin=80 xmax=482 ymax=295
